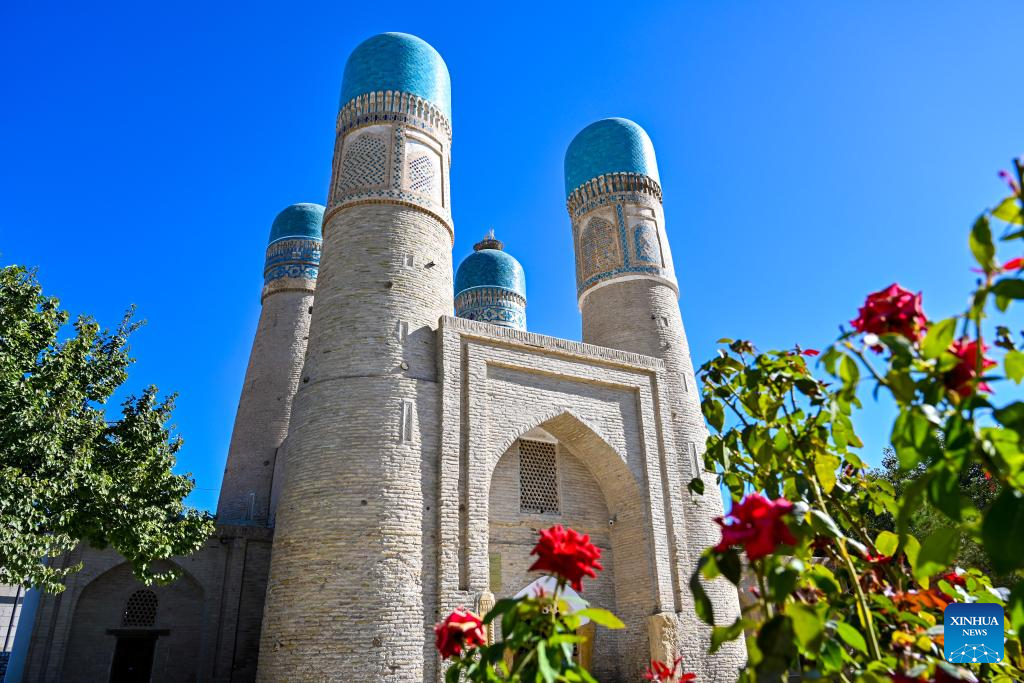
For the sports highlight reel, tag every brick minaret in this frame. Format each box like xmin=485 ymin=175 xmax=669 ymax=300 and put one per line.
xmin=217 ymin=203 xmax=323 ymax=525
xmin=258 ymin=33 xmax=453 ymax=682
xmin=564 ymin=118 xmax=745 ymax=680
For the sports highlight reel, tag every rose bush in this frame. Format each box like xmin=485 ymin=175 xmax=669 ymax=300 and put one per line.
xmin=438 ymin=524 xmax=652 ymax=682
xmin=690 ymin=158 xmax=1024 ymax=682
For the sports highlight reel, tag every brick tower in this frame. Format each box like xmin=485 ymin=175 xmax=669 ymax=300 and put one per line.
xmin=217 ymin=202 xmax=323 ymax=525
xmin=564 ymin=118 xmax=745 ymax=678
xmin=258 ymin=33 xmax=454 ymax=682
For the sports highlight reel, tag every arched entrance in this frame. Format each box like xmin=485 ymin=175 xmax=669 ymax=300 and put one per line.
xmin=60 ymin=561 xmax=203 ymax=683
xmin=486 ymin=413 xmax=658 ymax=683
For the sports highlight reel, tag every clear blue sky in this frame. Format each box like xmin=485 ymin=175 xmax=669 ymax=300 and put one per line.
xmin=2 ymin=2 xmax=1021 ymax=511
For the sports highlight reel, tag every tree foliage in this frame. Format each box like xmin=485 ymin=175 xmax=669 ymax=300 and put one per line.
xmin=692 ymin=158 xmax=1024 ymax=682
xmin=0 ymin=265 xmax=214 ymax=592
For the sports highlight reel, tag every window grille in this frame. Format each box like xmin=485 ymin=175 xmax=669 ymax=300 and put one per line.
xmin=122 ymin=589 xmax=158 ymax=627
xmin=519 ymin=440 xmax=559 ymax=514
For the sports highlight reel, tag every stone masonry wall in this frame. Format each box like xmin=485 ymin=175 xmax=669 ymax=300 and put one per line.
xmin=217 ymin=289 xmax=314 ymax=525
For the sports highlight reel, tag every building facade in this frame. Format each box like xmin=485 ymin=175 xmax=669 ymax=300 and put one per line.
xmin=16 ymin=32 xmax=744 ymax=683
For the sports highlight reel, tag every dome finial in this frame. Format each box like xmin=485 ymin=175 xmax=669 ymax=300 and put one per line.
xmin=474 ymin=229 xmax=504 ymax=252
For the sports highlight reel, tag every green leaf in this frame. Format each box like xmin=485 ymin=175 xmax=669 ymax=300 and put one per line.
xmin=994 ymin=401 xmax=1024 ymax=431
xmin=874 ymin=531 xmax=899 ymax=557
xmin=814 ymin=454 xmax=840 ymax=494
xmin=982 ymin=489 xmax=1024 ymax=573
xmin=808 ymin=564 xmax=840 ymax=594
xmin=1006 ymin=351 xmax=1024 ymax=384
xmin=483 ymin=599 xmax=518 ymax=624
xmin=1009 ymin=583 xmax=1024 ymax=635
xmin=703 ymin=399 xmax=725 ymax=432
xmin=690 ymin=559 xmax=715 ymax=625
xmin=835 ymin=621 xmax=868 ymax=654
xmin=809 ymin=509 xmax=843 ymax=539
xmin=903 ymin=534 xmax=922 ymax=577
xmin=993 ymin=278 xmax=1024 ymax=300
xmin=717 ymin=549 xmax=743 ymax=586
xmin=969 ymin=214 xmax=996 ymax=270
xmin=993 ymin=195 xmax=1024 ymax=225
xmin=912 ymin=527 xmax=959 ymax=581
xmin=927 ymin=467 xmax=967 ymax=522
xmin=574 ymin=608 xmax=624 ymax=629
xmin=688 ymin=477 xmax=705 ymax=496
xmin=922 ymin=317 xmax=957 ymax=359
xmin=788 ymin=603 xmax=824 ymax=651
xmin=839 ymin=354 xmax=859 ymax=385
xmin=710 ymin=617 xmax=749 ymax=653
xmin=537 ymin=641 xmax=555 ymax=683
xmin=756 ymin=616 xmax=796 ymax=678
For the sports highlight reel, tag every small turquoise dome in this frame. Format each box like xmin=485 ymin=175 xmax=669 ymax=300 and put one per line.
xmin=455 ymin=249 xmax=526 ymax=299
xmin=564 ymin=118 xmax=660 ymax=197
xmin=340 ymin=32 xmax=451 ymax=120
xmin=268 ymin=203 xmax=324 ymax=244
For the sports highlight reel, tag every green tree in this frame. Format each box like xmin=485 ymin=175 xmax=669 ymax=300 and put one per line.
xmin=866 ymin=447 xmax=1014 ymax=588
xmin=0 ymin=265 xmax=214 ymax=592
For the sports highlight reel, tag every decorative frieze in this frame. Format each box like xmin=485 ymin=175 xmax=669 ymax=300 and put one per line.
xmin=337 ymin=90 xmax=451 ymax=144
xmin=262 ymin=237 xmax=321 ymax=299
xmin=566 ymin=172 xmax=662 ymax=217
xmin=454 ymin=286 xmax=527 ymax=330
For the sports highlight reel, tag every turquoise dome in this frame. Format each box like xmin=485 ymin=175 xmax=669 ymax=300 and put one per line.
xmin=340 ymin=32 xmax=451 ymax=120
xmin=455 ymin=249 xmax=526 ymax=299
xmin=268 ymin=203 xmax=325 ymax=244
xmin=564 ymin=118 xmax=660 ymax=197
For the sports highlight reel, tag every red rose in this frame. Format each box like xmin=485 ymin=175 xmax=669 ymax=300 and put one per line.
xmin=850 ymin=284 xmax=927 ymax=349
xmin=434 ymin=607 xmax=486 ymax=659
xmin=944 ymin=338 xmax=997 ymax=397
xmin=714 ymin=494 xmax=797 ymax=560
xmin=1001 ymin=257 xmax=1024 ymax=271
xmin=939 ymin=570 xmax=966 ymax=588
xmin=644 ymin=657 xmax=695 ymax=682
xmin=528 ymin=524 xmax=603 ymax=591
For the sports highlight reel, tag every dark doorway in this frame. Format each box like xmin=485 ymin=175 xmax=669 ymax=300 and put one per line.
xmin=109 ymin=636 xmax=156 ymax=683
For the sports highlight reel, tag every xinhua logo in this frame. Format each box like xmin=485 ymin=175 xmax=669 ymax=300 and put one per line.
xmin=943 ymin=602 xmax=1004 ymax=663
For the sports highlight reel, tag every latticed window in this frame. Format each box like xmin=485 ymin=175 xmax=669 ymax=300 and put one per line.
xmin=407 ymin=154 xmax=435 ymax=194
xmin=122 ymin=589 xmax=158 ymax=627
xmin=336 ymin=134 xmax=387 ymax=192
xmin=519 ymin=440 xmax=559 ymax=514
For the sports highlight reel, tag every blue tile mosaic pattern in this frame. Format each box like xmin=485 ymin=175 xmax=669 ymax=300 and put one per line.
xmin=454 ymin=248 xmax=526 ymax=299
xmin=264 ymin=238 xmax=321 ymax=285
xmin=340 ymin=33 xmax=452 ymax=121
xmin=454 ymin=287 xmax=527 ymax=330
xmin=268 ymin=203 xmax=325 ymax=245
xmin=575 ymin=202 xmax=676 ymax=297
xmin=564 ymin=118 xmax=660 ymax=197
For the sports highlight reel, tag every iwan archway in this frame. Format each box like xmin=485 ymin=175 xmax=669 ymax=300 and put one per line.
xmin=485 ymin=412 xmax=658 ymax=683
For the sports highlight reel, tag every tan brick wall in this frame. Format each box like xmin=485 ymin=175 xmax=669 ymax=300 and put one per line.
xmin=217 ymin=289 xmax=314 ymax=525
